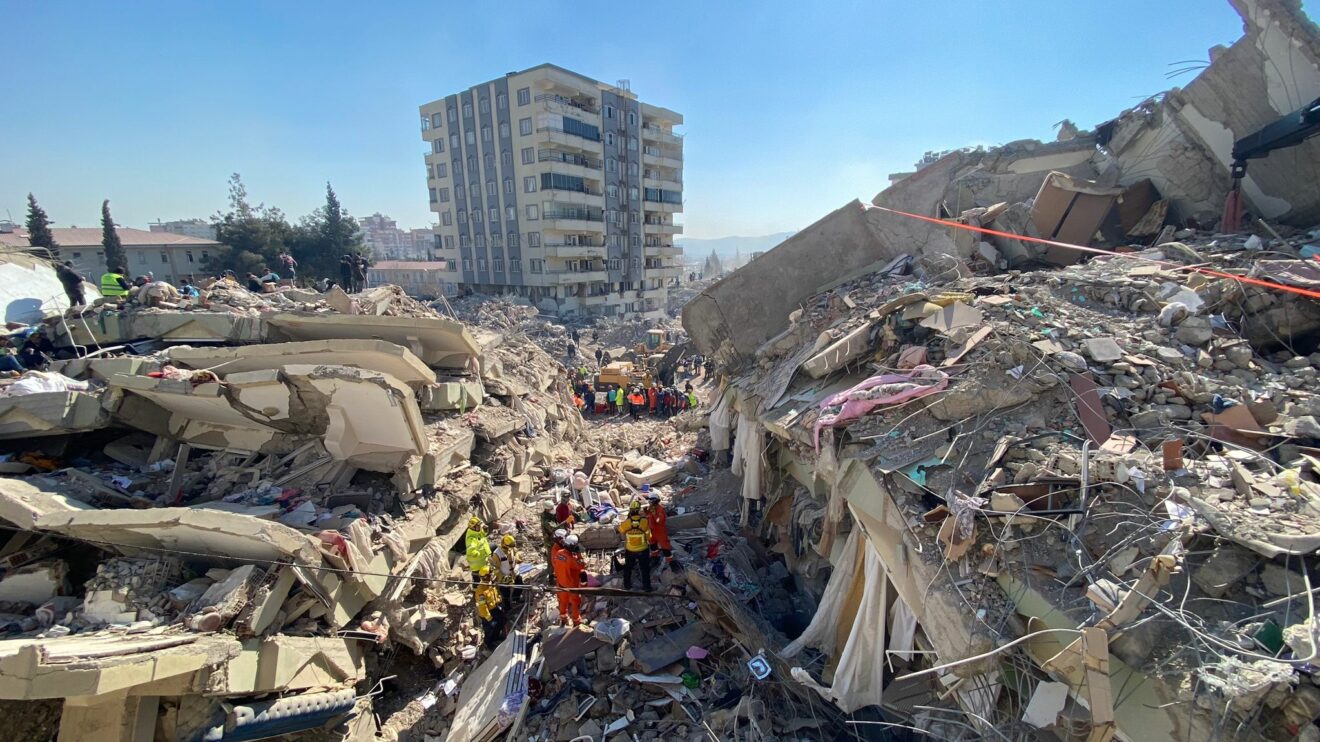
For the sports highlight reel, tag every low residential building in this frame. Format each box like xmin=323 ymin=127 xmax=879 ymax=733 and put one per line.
xmin=149 ymin=218 xmax=217 ymax=241
xmin=367 ymin=260 xmax=457 ymax=299
xmin=419 ymin=63 xmax=684 ymax=320
xmin=28 ymin=227 xmax=221 ymax=285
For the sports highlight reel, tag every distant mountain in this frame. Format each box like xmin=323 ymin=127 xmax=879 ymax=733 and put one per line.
xmin=676 ymin=232 xmax=796 ymax=262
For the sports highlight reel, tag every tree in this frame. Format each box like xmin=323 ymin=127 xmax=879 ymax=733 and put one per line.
xmin=702 ymin=249 xmax=723 ymax=277
xmin=101 ymin=200 xmax=125 ymax=273
xmin=206 ymin=173 xmax=295 ymax=277
xmin=25 ymin=194 xmax=58 ymax=257
xmin=290 ymin=182 xmax=364 ymax=280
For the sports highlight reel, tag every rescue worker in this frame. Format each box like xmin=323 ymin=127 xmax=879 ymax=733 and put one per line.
xmin=648 ymin=384 xmax=658 ymax=416
xmin=474 ymin=566 xmax=505 ymax=649
xmin=628 ymin=387 xmax=645 ymax=420
xmin=645 ymin=488 xmax=678 ymax=570
xmin=552 ymin=533 xmax=587 ymax=626
xmin=686 ymin=388 xmax=699 ymax=409
xmin=539 ymin=500 xmax=559 ymax=562
xmin=492 ymin=533 xmax=520 ymax=605
xmin=617 ymin=501 xmax=653 ymax=592
xmin=465 ymin=516 xmax=492 ymax=583
xmin=99 ymin=266 xmax=131 ymax=301
xmin=555 ymin=490 xmax=580 ymax=531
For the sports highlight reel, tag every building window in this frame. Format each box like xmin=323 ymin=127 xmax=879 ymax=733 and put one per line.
xmin=463 ymin=258 xmax=472 ymax=271
xmin=493 ymin=258 xmax=504 ymax=271
xmin=186 ymin=250 xmax=194 ymax=263
xmin=628 ymin=136 xmax=638 ymax=151
xmin=503 ymin=178 xmax=513 ymax=195
xmin=628 ymin=112 xmax=637 ymax=126
xmin=607 ymin=185 xmax=618 ymax=199
xmin=606 ymin=158 xmax=617 ymax=173
xmin=499 ymin=121 xmax=509 ymax=138
xmin=432 ymin=139 xmax=444 ymax=154
xmin=448 ymin=107 xmax=457 ymax=122
xmin=530 ymin=259 xmax=544 ymax=273
xmin=462 ymin=102 xmax=472 ymax=118
xmin=521 ymin=147 xmax=534 ymax=165
xmin=519 ymin=117 xmax=532 ymax=136
xmin=438 ymin=188 xmax=450 ymax=202
xmin=444 ymin=236 xmax=455 ymax=249
xmin=631 ymin=211 xmax=639 ymax=223
xmin=497 ymin=92 xmax=507 ymax=109
xmin=492 ymin=233 xmax=502 ymax=248
xmin=629 ymin=186 xmax=639 ymax=201
xmin=486 ymin=181 xmax=497 ymax=197
xmin=605 ymin=132 xmax=614 ymax=146
xmin=475 ymin=234 xmax=485 ymax=248
xmin=508 ymin=233 xmax=519 ymax=248
xmin=517 ymin=87 xmax=530 ymax=106
xmin=608 ymin=258 xmax=620 ymax=271
xmin=469 ymin=183 xmax=480 ymax=199
xmin=479 ymin=97 xmax=489 ymax=114
xmin=484 ymin=153 xmax=495 ymax=169
xmin=136 ymin=252 xmax=147 ymax=264
xmin=478 ymin=258 xmax=487 ymax=271
xmin=457 ymin=210 xmax=467 ymax=224
xmin=468 ymin=157 xmax=478 ymax=174
xmin=505 ymin=206 xmax=516 ymax=220
xmin=489 ymin=207 xmax=499 ymax=222
xmin=525 ymin=205 xmax=539 ymax=220
xmin=72 ymin=251 xmax=82 ymax=259
xmin=431 ymin=112 xmax=443 ymax=128
xmin=472 ymin=209 xmax=482 ymax=223
xmin=460 ymin=235 xmax=471 ymax=248
xmin=528 ymin=232 xmax=540 ymax=247
xmin=465 ymin=130 xmax=475 ymax=145
xmin=628 ymin=162 xmax=638 ymax=176
xmin=450 ymin=134 xmax=459 ymax=149
xmin=502 ymin=151 xmax=513 ymax=167
xmin=436 ymin=163 xmax=447 ymax=178
xmin=442 ymin=211 xmax=453 ymax=226
xmin=481 ymin=126 xmax=492 ymax=142
xmin=523 ymin=176 xmax=537 ymax=193
xmin=201 ymin=251 xmax=209 ymax=260
xmin=429 ymin=187 xmax=437 ymax=203
xmin=446 ymin=259 xmax=457 ymax=270
xmin=511 ymin=259 xmax=521 ymax=272
xmin=605 ymin=104 xmax=614 ymax=119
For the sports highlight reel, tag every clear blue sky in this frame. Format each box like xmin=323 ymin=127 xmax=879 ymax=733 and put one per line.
xmin=0 ymin=0 xmax=1293 ymax=239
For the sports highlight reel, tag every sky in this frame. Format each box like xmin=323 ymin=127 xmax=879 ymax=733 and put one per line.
xmin=0 ymin=0 xmax=1296 ymax=239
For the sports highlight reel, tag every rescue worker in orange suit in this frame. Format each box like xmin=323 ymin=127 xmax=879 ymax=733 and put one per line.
xmin=644 ymin=488 xmax=678 ymax=571
xmin=552 ymin=533 xmax=587 ymax=625
xmin=617 ymin=500 xmax=653 ymax=591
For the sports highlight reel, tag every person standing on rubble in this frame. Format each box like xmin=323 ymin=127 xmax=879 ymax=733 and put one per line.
xmin=552 ymin=533 xmax=587 ymax=626
xmin=339 ymin=255 xmax=354 ymax=291
xmin=99 ymin=265 xmax=131 ymax=302
xmin=605 ymin=385 xmax=617 ymax=416
xmin=540 ymin=501 xmax=560 ymax=561
xmin=56 ymin=261 xmax=85 ymax=308
xmin=584 ymin=385 xmax=596 ymax=417
xmin=465 ymin=516 xmax=493 ymax=583
xmin=555 ymin=490 xmax=581 ymax=531
xmin=686 ymin=388 xmax=698 ymax=410
xmin=353 ymin=254 xmax=369 ymax=291
xmin=618 ymin=501 xmax=653 ymax=592
xmin=644 ymin=488 xmax=678 ymax=571
xmin=648 ymin=384 xmax=658 ymax=416
xmin=474 ymin=566 xmax=505 ymax=649
xmin=628 ymin=387 xmax=644 ymax=420
xmin=492 ymin=533 xmax=520 ymax=606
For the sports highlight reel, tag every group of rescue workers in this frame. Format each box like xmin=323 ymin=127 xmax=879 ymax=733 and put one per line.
xmin=463 ymin=483 xmax=676 ymax=647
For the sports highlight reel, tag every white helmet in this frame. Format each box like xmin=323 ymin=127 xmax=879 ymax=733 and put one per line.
xmin=554 ymin=528 xmax=568 ymax=540
xmin=542 ymin=499 xmax=555 ymax=512
xmin=564 ymin=534 xmax=579 ymax=547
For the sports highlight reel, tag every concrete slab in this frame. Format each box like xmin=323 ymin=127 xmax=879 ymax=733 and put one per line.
xmin=0 ymin=633 xmax=231 ymax=700
xmin=209 ymin=636 xmax=366 ymax=695
xmin=265 ymin=313 xmax=480 ymax=370
xmin=53 ymin=310 xmax=263 ymax=350
xmin=0 ymin=477 xmax=96 ymax=528
xmin=633 ymin=621 xmax=709 ymax=674
xmin=167 ymin=339 xmax=436 ymax=386
xmin=0 ymin=392 xmax=111 ymax=439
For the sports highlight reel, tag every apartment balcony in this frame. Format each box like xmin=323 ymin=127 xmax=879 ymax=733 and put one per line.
xmin=644 ymin=200 xmax=683 ymax=214
xmin=543 ymin=244 xmax=606 ymax=259
xmin=643 ymin=221 xmax=683 ymax=235
xmin=581 ymin=293 xmax=612 ymax=306
xmin=642 ymin=148 xmax=683 ymax=169
xmin=641 ymin=126 xmax=683 ymax=146
xmin=538 ymin=126 xmax=601 ymax=152
xmin=548 ymin=270 xmax=607 ymax=284
xmin=642 ymin=174 xmax=683 ymax=191
xmin=536 ymin=93 xmax=600 ymax=117
xmin=538 ymin=150 xmax=602 ymax=180
xmin=640 ymin=286 xmax=668 ymax=300
xmin=543 ymin=207 xmax=605 ymax=233
xmin=543 ymin=189 xmax=603 ymax=207
xmin=643 ymin=246 xmax=683 ymax=258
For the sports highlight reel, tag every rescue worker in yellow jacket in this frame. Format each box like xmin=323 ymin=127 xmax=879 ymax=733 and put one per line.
xmin=473 ymin=566 xmax=505 ymax=649
xmin=99 ymin=267 xmax=132 ymax=300
xmin=617 ymin=500 xmax=653 ymax=592
xmin=491 ymin=533 xmax=520 ymax=605
xmin=465 ymin=516 xmax=492 ymax=583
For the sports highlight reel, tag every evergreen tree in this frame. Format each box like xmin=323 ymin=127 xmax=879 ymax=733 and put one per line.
xmin=207 ymin=173 xmax=295 ymax=277
xmin=101 ymin=200 xmax=125 ymax=272
xmin=25 ymin=194 xmax=58 ymax=256
xmin=290 ymin=182 xmax=364 ymax=279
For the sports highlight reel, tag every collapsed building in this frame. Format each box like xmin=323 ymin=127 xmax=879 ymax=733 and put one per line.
xmin=678 ymin=0 xmax=1320 ymax=739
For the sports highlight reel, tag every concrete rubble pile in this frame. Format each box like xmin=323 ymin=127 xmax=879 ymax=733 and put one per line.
xmin=676 ymin=2 xmax=1320 ymax=738
xmin=0 ymin=275 xmax=590 ymax=741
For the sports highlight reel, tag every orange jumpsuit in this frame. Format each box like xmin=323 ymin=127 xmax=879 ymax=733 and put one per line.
xmin=647 ymin=505 xmax=675 ymax=565
xmin=551 ymin=543 xmax=585 ymax=623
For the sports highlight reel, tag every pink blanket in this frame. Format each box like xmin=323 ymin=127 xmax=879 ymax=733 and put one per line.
xmin=813 ymin=365 xmax=949 ymax=449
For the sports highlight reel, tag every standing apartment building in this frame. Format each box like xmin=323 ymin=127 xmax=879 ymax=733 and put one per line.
xmin=419 ymin=63 xmax=684 ymax=320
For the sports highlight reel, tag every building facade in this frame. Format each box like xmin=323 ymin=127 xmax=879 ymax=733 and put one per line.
xmin=420 ymin=63 xmax=683 ymax=320
xmin=367 ymin=260 xmax=456 ymax=299
xmin=42 ymin=227 xmax=220 ymax=285
xmin=359 ymin=213 xmax=435 ymax=262
xmin=148 ymin=219 xmax=218 ymax=241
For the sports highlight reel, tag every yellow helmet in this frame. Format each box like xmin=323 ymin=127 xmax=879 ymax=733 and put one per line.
xmin=478 ymin=566 xmax=491 ymax=577
xmin=502 ymin=534 xmax=515 ymax=547
xmin=468 ymin=516 xmax=483 ymax=530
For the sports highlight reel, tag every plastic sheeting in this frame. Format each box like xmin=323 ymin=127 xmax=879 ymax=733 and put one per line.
xmin=0 ymin=371 xmax=91 ymax=397
xmin=781 ymin=528 xmax=889 ymax=712
xmin=707 ymin=385 xmax=734 ymax=454
xmin=812 ymin=365 xmax=949 ymax=449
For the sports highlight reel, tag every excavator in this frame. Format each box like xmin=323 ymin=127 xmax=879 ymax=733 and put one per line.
xmin=1222 ymin=95 xmax=1320 ymax=232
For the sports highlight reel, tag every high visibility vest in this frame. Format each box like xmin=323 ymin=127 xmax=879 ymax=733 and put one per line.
xmin=619 ymin=516 xmax=650 ymax=552
xmin=99 ymin=273 xmax=129 ymax=297
xmin=465 ymin=529 xmax=491 ymax=569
